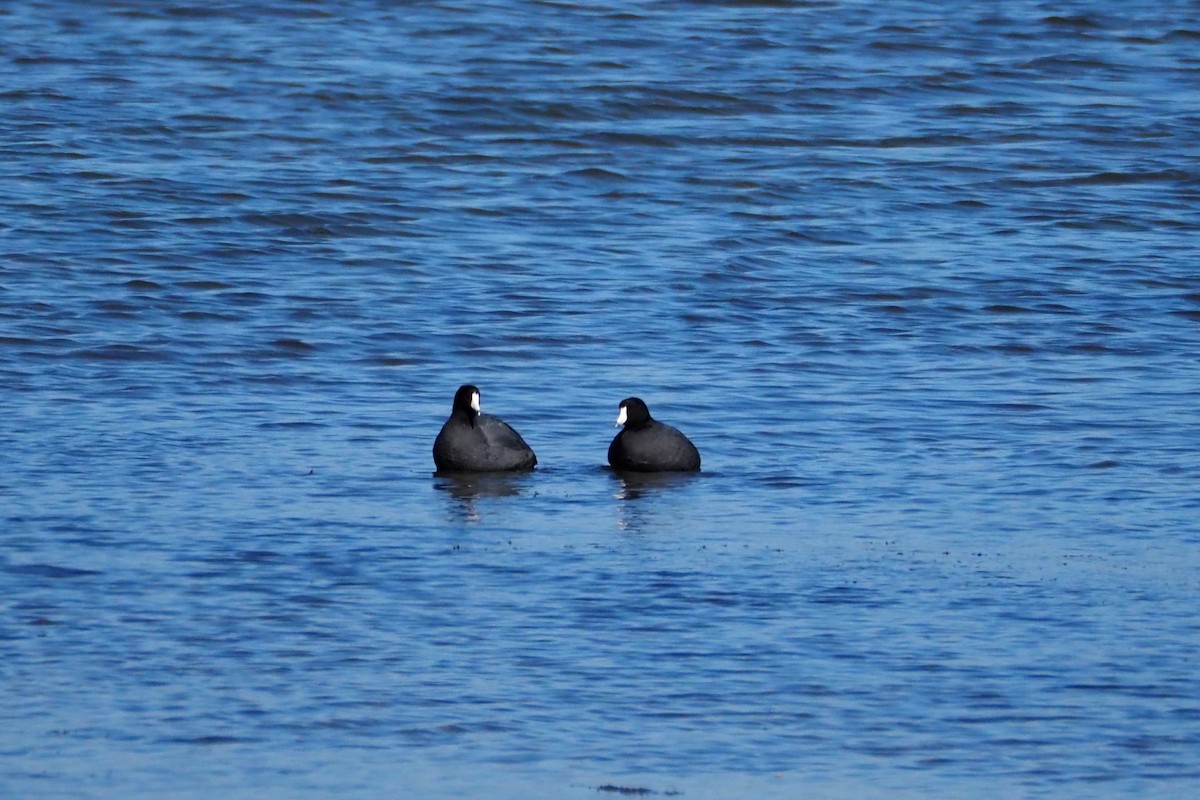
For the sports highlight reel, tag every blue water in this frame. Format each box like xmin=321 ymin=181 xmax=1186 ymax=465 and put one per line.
xmin=3 ymin=1 xmax=1200 ymax=798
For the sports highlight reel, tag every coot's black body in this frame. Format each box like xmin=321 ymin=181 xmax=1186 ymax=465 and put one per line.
xmin=608 ymin=397 xmax=701 ymax=473
xmin=433 ymin=385 xmax=537 ymax=473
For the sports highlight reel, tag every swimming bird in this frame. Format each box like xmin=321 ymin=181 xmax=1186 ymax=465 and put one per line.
xmin=433 ymin=385 xmax=537 ymax=473
xmin=608 ymin=397 xmax=701 ymax=472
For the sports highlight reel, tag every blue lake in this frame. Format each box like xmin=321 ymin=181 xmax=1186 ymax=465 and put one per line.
xmin=2 ymin=1 xmax=1199 ymax=798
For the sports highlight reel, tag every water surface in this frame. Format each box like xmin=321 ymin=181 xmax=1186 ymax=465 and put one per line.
xmin=3 ymin=1 xmax=1199 ymax=798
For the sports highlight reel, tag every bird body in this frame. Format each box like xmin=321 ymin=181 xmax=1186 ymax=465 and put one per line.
xmin=608 ymin=397 xmax=700 ymax=472
xmin=433 ymin=385 xmax=537 ymax=473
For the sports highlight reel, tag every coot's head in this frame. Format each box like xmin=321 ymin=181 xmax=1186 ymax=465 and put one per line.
xmin=615 ymin=397 xmax=652 ymax=429
xmin=453 ymin=384 xmax=482 ymax=423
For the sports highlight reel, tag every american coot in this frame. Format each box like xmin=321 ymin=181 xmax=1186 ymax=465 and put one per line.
xmin=608 ymin=397 xmax=701 ymax=472
xmin=433 ymin=385 xmax=537 ymax=473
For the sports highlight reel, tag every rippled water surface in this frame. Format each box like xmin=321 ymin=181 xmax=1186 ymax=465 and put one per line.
xmin=3 ymin=1 xmax=1200 ymax=798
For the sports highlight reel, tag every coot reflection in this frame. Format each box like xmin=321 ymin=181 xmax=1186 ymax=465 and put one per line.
xmin=608 ymin=468 xmax=698 ymax=501
xmin=434 ymin=472 xmax=532 ymax=522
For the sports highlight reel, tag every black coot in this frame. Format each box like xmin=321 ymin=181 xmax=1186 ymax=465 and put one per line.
xmin=608 ymin=397 xmax=701 ymax=472
xmin=433 ymin=385 xmax=537 ymax=473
